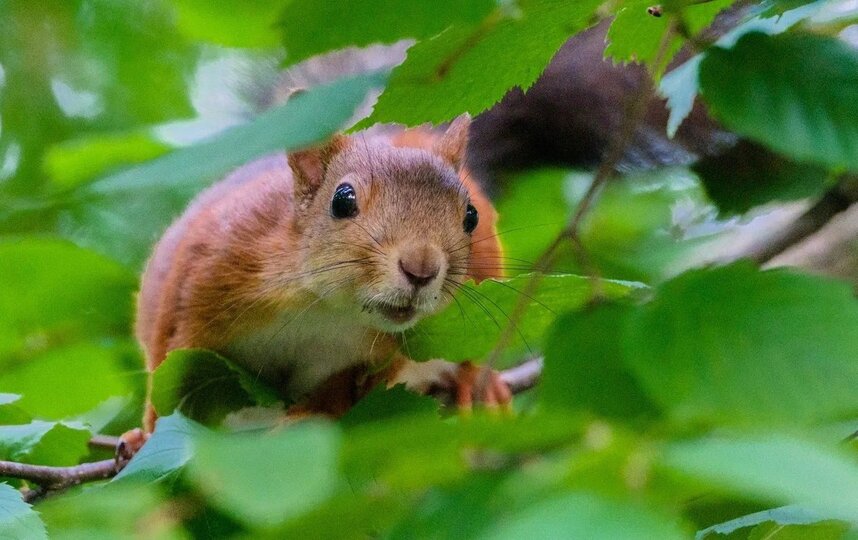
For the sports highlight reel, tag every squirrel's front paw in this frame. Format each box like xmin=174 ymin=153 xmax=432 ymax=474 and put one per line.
xmin=442 ymin=361 xmax=512 ymax=412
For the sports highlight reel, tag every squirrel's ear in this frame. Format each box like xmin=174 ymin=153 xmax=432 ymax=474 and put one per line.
xmin=434 ymin=113 xmax=471 ymax=171
xmin=288 ymin=135 xmax=349 ymax=202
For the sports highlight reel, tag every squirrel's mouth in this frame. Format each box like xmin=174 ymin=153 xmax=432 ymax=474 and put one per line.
xmin=372 ymin=302 xmax=417 ymax=325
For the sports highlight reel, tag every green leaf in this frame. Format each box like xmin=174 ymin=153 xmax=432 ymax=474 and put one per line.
xmin=699 ymin=32 xmax=858 ymax=171
xmin=360 ymin=0 xmax=602 ymax=127
xmin=0 ymin=482 xmax=47 ymax=540
xmin=697 ymin=505 xmax=841 ymax=539
xmin=0 ymin=394 xmax=31 ymax=426
xmin=0 ymin=238 xmax=135 ymax=362
xmin=114 ymin=413 xmax=206 ymax=483
xmin=605 ymin=0 xmax=734 ymax=77
xmin=0 ymin=421 xmax=91 ymax=466
xmin=659 ymin=1 xmax=821 ymax=137
xmin=44 ymin=130 xmax=171 ymax=190
xmin=172 ymin=0 xmax=284 ymax=48
xmin=542 ymin=303 xmax=658 ymax=419
xmin=623 ymin=262 xmax=858 ymax=426
xmin=151 ymin=348 xmax=279 ymax=426
xmin=38 ymin=481 xmax=177 ymax=540
xmin=662 ymin=435 xmax=858 ymax=523
xmin=479 ymin=492 xmax=687 ymax=539
xmin=693 ymin=141 xmax=831 ymax=215
xmin=340 ymin=385 xmax=439 ymax=429
xmin=189 ymin=421 xmax=341 ymax=528
xmin=407 ymin=274 xmax=639 ymax=364
xmin=61 ymin=72 xmax=386 ymax=269
xmin=279 ymin=0 xmax=495 ymax=65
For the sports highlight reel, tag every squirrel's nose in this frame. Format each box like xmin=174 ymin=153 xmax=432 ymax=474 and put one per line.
xmin=398 ymin=245 xmax=442 ymax=288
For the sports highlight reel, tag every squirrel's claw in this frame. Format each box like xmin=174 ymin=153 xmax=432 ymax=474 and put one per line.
xmin=447 ymin=361 xmax=513 ymax=413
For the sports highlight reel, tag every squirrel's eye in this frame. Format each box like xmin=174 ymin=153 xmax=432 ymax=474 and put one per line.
xmin=463 ymin=203 xmax=478 ymax=234
xmin=331 ymin=183 xmax=358 ymax=219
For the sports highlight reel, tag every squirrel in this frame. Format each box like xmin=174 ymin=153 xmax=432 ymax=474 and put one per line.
xmin=132 ymin=113 xmax=512 ymax=434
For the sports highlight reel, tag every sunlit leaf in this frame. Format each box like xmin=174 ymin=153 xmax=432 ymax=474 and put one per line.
xmin=606 ymin=0 xmax=734 ymax=77
xmin=360 ymin=0 xmax=602 ymax=126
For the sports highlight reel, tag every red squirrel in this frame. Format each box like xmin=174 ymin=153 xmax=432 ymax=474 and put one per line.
xmin=134 ymin=114 xmax=511 ymax=433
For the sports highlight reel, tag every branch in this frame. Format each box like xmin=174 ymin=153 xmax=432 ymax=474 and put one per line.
xmin=500 ymin=356 xmax=543 ymax=394
xmin=0 ymin=459 xmax=119 ymax=492
xmin=740 ymin=175 xmax=858 ymax=264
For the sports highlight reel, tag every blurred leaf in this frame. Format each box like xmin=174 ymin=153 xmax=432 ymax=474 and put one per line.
xmin=39 ymin=481 xmax=180 ymax=540
xmin=189 ymin=421 xmax=341 ymax=528
xmin=0 ymin=238 xmax=135 ymax=362
xmin=659 ymin=1 xmax=821 ymax=136
xmin=0 ymin=482 xmax=47 ymax=540
xmin=173 ymin=0 xmax=284 ymax=48
xmin=279 ymin=0 xmax=495 ymax=65
xmin=114 ymin=412 xmax=206 ymax=483
xmin=606 ymin=0 xmax=734 ymax=77
xmin=542 ymin=303 xmax=658 ymax=419
xmin=662 ymin=435 xmax=858 ymax=523
xmin=151 ymin=348 xmax=279 ymax=426
xmin=61 ymin=72 xmax=386 ymax=269
xmin=0 ymin=421 xmax=91 ymax=466
xmin=360 ymin=0 xmax=602 ymax=127
xmin=407 ymin=274 xmax=639 ymax=363
xmin=693 ymin=141 xmax=831 ymax=215
xmin=699 ymin=32 xmax=858 ymax=171
xmin=340 ymin=385 xmax=439 ymax=429
xmin=697 ymin=505 xmax=842 ymax=539
xmin=480 ymin=491 xmax=687 ymax=539
xmin=44 ymin=130 xmax=171 ymax=190
xmin=623 ymin=262 xmax=858 ymax=426
xmin=0 ymin=341 xmax=139 ymax=420
xmin=0 ymin=394 xmax=31 ymax=425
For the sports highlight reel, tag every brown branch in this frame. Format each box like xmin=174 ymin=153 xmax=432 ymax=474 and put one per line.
xmin=0 ymin=459 xmax=120 ymax=491
xmin=740 ymin=175 xmax=858 ymax=265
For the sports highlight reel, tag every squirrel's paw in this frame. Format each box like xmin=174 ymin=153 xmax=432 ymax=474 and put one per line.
xmin=442 ymin=361 xmax=512 ymax=412
xmin=116 ymin=428 xmax=150 ymax=463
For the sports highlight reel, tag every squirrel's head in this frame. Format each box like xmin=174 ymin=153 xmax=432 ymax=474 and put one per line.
xmin=287 ymin=114 xmax=501 ymax=332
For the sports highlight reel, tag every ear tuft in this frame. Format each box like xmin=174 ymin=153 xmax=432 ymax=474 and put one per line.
xmin=433 ymin=113 xmax=471 ymax=171
xmin=288 ymin=135 xmax=349 ymax=202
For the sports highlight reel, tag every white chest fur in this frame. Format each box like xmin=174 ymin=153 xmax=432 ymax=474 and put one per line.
xmin=225 ymin=305 xmax=375 ymax=400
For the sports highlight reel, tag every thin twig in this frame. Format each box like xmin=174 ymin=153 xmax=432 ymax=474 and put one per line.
xmin=88 ymin=434 xmax=121 ymax=451
xmin=475 ymin=20 xmax=680 ymax=393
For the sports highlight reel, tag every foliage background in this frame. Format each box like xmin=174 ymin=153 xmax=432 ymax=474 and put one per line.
xmin=1 ymin=0 xmax=857 ymax=538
